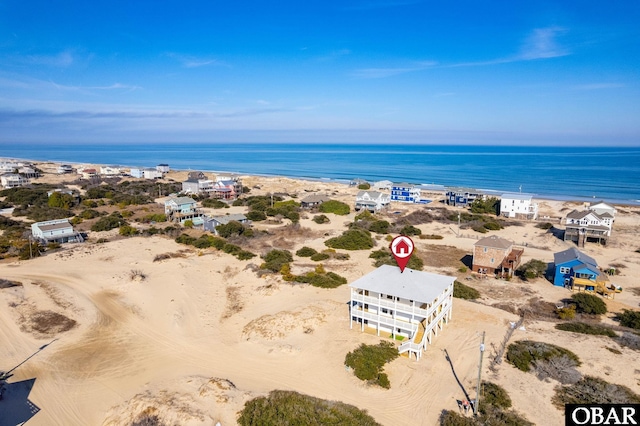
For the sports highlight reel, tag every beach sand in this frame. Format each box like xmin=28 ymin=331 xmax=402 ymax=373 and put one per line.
xmin=1 ymin=165 xmax=640 ymax=425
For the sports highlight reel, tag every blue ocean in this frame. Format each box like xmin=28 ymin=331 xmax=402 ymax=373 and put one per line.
xmin=2 ymin=143 xmax=639 ymax=204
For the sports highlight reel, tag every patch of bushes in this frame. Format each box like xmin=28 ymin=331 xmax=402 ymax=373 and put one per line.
xmin=325 ymin=229 xmax=374 ymax=250
xmin=294 ymin=269 xmax=348 ymax=288
xmin=615 ymin=309 xmax=640 ymax=330
xmin=319 ymin=200 xmax=350 ymax=215
xmin=174 ymin=233 xmax=255 ymax=260
xmin=296 ymin=246 xmax=318 ymax=257
xmin=201 ymin=198 xmax=227 ymax=208
xmin=216 ymin=221 xmax=252 ymax=238
xmin=91 ymin=213 xmax=126 ymax=232
xmin=261 ymin=249 xmax=293 ymax=272
xmin=140 ymin=213 xmax=167 ymax=223
xmin=553 ymin=376 xmax=640 ymax=407
xmin=536 ymin=222 xmax=554 ymax=230
xmin=368 ymin=220 xmax=390 ymax=234
xmin=80 ymin=209 xmax=102 ymax=219
xmin=571 ymin=293 xmax=607 ymax=315
xmin=517 ymin=259 xmax=547 ymax=280
xmin=555 ymin=322 xmax=617 ymax=337
xmin=119 ymin=225 xmax=139 ymax=236
xmin=398 ymin=224 xmax=421 ymax=236
xmin=556 ymin=305 xmax=576 ymax=320
xmin=310 ymin=252 xmax=330 ymax=261
xmin=245 ymin=210 xmax=266 ymax=221
xmin=469 ymin=197 xmax=499 ymax=215
xmin=369 ymin=248 xmax=424 ymax=270
xmin=312 ymin=214 xmax=330 ymax=224
xmin=419 ymin=234 xmax=443 ymax=240
xmin=237 ymin=390 xmax=381 ymax=426
xmin=506 ymin=340 xmax=581 ymax=382
xmin=357 ymin=183 xmax=371 ymax=190
xmin=344 ymin=341 xmax=399 ymax=389
xmin=453 ymin=281 xmax=480 ymax=300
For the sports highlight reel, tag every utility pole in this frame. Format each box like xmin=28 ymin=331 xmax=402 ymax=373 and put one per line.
xmin=457 ymin=212 xmax=461 ymax=237
xmin=29 ymin=236 xmax=33 ymax=259
xmin=474 ymin=331 xmax=486 ymax=416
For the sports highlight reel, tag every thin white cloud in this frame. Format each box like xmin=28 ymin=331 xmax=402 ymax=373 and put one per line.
xmin=315 ymin=49 xmax=352 ymax=62
xmin=166 ymin=52 xmax=226 ymax=68
xmin=572 ymin=83 xmax=624 ymax=90
xmin=26 ymin=50 xmax=75 ymax=67
xmin=517 ymin=26 xmax=569 ymax=60
xmin=49 ymin=80 xmax=141 ymax=92
xmin=351 ymin=61 xmax=436 ymax=79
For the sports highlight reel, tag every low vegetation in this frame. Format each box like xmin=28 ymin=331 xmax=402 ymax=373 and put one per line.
xmin=369 ymin=248 xmax=424 ymax=270
xmin=536 ymin=222 xmax=554 ymax=230
xmin=517 ymin=259 xmax=547 ymax=280
xmin=344 ymin=341 xmax=399 ymax=389
xmin=325 ymin=229 xmax=374 ymax=250
xmin=237 ymin=390 xmax=381 ymax=426
xmin=91 ymin=213 xmax=127 ymax=232
xmin=506 ymin=340 xmax=581 ymax=383
xmin=453 ymin=281 xmax=480 ymax=300
xmin=553 ymin=376 xmax=640 ymax=407
xmin=615 ymin=309 xmax=640 ymax=330
xmin=318 ymin=200 xmax=351 ymax=215
xmin=555 ymin=322 xmax=617 ymax=337
xmin=260 ymin=249 xmax=293 ymax=272
xmin=296 ymin=246 xmax=317 ymax=257
xmin=570 ymin=293 xmax=607 ymax=315
xmin=285 ymin=264 xmax=348 ymax=288
xmin=175 ymin=233 xmax=256 ymax=261
xmin=469 ymin=197 xmax=499 ymax=215
xmin=312 ymin=214 xmax=330 ymax=224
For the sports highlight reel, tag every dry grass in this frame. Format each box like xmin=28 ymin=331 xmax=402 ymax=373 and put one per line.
xmin=0 ymin=278 xmax=22 ymax=289
xmin=153 ymin=251 xmax=188 ymax=262
xmin=419 ymin=244 xmax=468 ymax=268
xmin=221 ymin=286 xmax=243 ymax=320
xmin=23 ymin=310 xmax=77 ymax=335
xmin=129 ymin=269 xmax=147 ymax=281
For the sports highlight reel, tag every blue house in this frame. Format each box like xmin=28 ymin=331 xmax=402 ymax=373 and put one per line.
xmin=445 ymin=187 xmax=483 ymax=207
xmin=552 ymin=247 xmax=600 ymax=287
xmin=391 ymin=183 xmax=421 ymax=203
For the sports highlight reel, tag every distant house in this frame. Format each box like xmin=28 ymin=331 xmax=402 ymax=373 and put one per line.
xmin=445 ymin=188 xmax=483 ymax=207
xmin=156 ymin=164 xmax=170 ymax=173
xmin=391 ymin=183 xmax=421 ymax=203
xmin=213 ymin=180 xmax=238 ymax=200
xmin=0 ymin=162 xmax=20 ymax=173
xmin=216 ymin=175 xmax=243 ymax=196
xmin=372 ymin=180 xmax=393 ymax=191
xmin=203 ymin=214 xmax=250 ymax=233
xmin=31 ymin=219 xmax=83 ymax=243
xmin=80 ymin=168 xmax=98 ymax=179
xmin=564 ymin=210 xmax=612 ymax=247
xmin=99 ymin=166 xmax=122 ymax=176
xmin=589 ymin=201 xmax=616 ymax=220
xmin=472 ymin=235 xmax=523 ymax=278
xmin=129 ymin=168 xmax=144 ymax=178
xmin=349 ymin=264 xmax=454 ymax=361
xmin=355 ymin=190 xmax=391 ymax=212
xmin=143 ymin=169 xmax=163 ymax=179
xmin=1 ymin=174 xmax=29 ymax=189
xmin=553 ymin=247 xmax=600 ymax=287
xmin=187 ymin=171 xmax=207 ymax=181
xmin=57 ymin=164 xmax=74 ymax=174
xmin=300 ymin=194 xmax=329 ymax=209
xmin=350 ymin=178 xmax=369 ymax=187
xmin=164 ymin=196 xmax=204 ymax=226
xmin=500 ymin=193 xmax=538 ymax=220
xmin=18 ymin=166 xmax=39 ymax=178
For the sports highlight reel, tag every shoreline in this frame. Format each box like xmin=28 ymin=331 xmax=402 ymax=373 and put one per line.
xmin=4 ymin=155 xmax=640 ymax=207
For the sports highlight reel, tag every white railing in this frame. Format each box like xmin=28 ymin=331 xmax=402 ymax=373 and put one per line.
xmin=351 ymin=287 xmax=452 ymax=320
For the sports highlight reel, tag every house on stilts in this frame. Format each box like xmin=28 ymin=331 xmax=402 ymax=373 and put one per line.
xmin=349 ymin=264 xmax=454 ymax=361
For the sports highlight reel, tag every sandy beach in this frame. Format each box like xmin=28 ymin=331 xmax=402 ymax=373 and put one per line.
xmin=1 ymin=163 xmax=640 ymax=425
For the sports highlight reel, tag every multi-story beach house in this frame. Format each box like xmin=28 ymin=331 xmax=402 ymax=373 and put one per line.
xmin=349 ymin=264 xmax=454 ymax=361
xmin=156 ymin=164 xmax=171 ymax=173
xmin=500 ymin=193 xmax=539 ymax=220
xmin=80 ymin=168 xmax=98 ymax=179
xmin=564 ymin=210 xmax=612 ymax=247
xmin=445 ymin=187 xmax=483 ymax=207
xmin=57 ymin=164 xmax=74 ymax=174
xmin=372 ymin=180 xmax=393 ymax=191
xmin=164 ymin=196 xmax=205 ymax=226
xmin=355 ymin=190 xmax=391 ymax=212
xmin=553 ymin=247 xmax=600 ymax=287
xmin=391 ymin=183 xmax=421 ymax=203
xmin=300 ymin=194 xmax=329 ymax=209
xmin=99 ymin=166 xmax=122 ymax=176
xmin=17 ymin=166 xmax=39 ymax=178
xmin=31 ymin=219 xmax=83 ymax=244
xmin=472 ymin=235 xmax=523 ymax=278
xmin=1 ymin=174 xmax=29 ymax=189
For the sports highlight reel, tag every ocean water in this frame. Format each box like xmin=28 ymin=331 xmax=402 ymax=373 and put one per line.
xmin=2 ymin=143 xmax=639 ymax=204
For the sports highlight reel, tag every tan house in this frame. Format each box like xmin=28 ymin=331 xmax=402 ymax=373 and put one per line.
xmin=472 ymin=235 xmax=523 ymax=278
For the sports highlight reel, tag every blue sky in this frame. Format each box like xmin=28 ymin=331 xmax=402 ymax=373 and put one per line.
xmin=0 ymin=1 xmax=639 ymax=145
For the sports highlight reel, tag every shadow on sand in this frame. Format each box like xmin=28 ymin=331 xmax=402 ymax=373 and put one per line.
xmin=0 ymin=378 xmax=40 ymax=426
xmin=444 ymin=348 xmax=474 ymax=411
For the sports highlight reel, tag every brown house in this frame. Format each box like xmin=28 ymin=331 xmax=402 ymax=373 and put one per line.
xmin=472 ymin=235 xmax=523 ymax=278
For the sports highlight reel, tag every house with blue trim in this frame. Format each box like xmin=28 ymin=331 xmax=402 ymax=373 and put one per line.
xmin=552 ymin=247 xmax=601 ymax=287
xmin=391 ymin=183 xmax=421 ymax=203
xmin=445 ymin=187 xmax=483 ymax=207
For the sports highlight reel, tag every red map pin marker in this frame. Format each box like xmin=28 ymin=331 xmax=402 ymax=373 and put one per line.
xmin=390 ymin=235 xmax=414 ymax=273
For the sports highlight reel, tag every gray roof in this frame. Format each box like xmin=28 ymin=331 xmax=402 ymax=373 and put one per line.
xmin=207 ymin=214 xmax=247 ymax=225
xmin=566 ymin=210 xmax=602 ymax=220
xmin=356 ymin=190 xmax=386 ymax=198
xmin=166 ymin=196 xmax=196 ymax=205
xmin=553 ymin=247 xmax=598 ymax=268
xmin=349 ymin=264 xmax=455 ymax=305
xmin=36 ymin=221 xmax=72 ymax=232
xmin=301 ymin=194 xmax=329 ymax=203
xmin=474 ymin=235 xmax=513 ymax=250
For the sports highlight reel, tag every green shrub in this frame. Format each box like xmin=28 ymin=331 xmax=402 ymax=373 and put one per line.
xmin=480 ymin=382 xmax=512 ymax=412
xmin=469 ymin=197 xmax=499 ymax=215
xmin=216 ymin=221 xmax=249 ymax=238
xmin=236 ymin=250 xmax=256 ymax=260
xmin=325 ymin=229 xmax=374 ymax=250
xmin=344 ymin=341 xmax=399 ymax=388
xmin=553 ymin=376 xmax=640 ymax=407
xmin=399 ymin=225 xmax=421 ymax=236
xmin=295 ymin=270 xmax=347 ymax=288
xmin=483 ymin=221 xmax=502 ymax=231
xmin=119 ymin=225 xmax=139 ymax=236
xmin=368 ymin=220 xmax=390 ymax=234
xmin=319 ymin=200 xmax=350 ymax=215
xmin=369 ymin=248 xmax=423 ymax=270
xmin=261 ymin=249 xmax=293 ymax=272
xmin=246 ymin=210 xmax=266 ymax=221
xmin=506 ymin=340 xmax=581 ymax=373
xmin=557 ymin=305 xmax=576 ymax=320
xmin=453 ymin=281 xmax=480 ymax=300
xmin=201 ymin=198 xmax=227 ymax=208
xmin=296 ymin=246 xmax=318 ymax=257
xmin=222 ymin=243 xmax=242 ymax=254
xmin=91 ymin=214 xmax=125 ymax=232
xmin=517 ymin=259 xmax=547 ymax=280
xmin=555 ymin=322 xmax=616 ymax=337
xmin=357 ymin=183 xmax=371 ymax=190
xmin=472 ymin=225 xmax=488 ymax=233
xmin=183 ymin=219 xmax=194 ymax=228
xmin=419 ymin=234 xmax=443 ymax=240
xmin=175 ymin=233 xmax=196 ymax=245
xmin=571 ymin=293 xmax=607 ymax=315
xmin=18 ymin=241 xmax=42 ymax=260
xmin=312 ymin=214 xmax=330 ymax=224
xmin=140 ymin=213 xmax=167 ymax=223
xmin=80 ymin=209 xmax=101 ymax=219
xmin=615 ymin=309 xmax=640 ymax=330
xmin=48 ymin=191 xmax=75 ymax=209
xmin=237 ymin=390 xmax=381 ymax=426
xmin=310 ymin=252 xmax=330 ymax=261
xmin=536 ymin=222 xmax=554 ymax=230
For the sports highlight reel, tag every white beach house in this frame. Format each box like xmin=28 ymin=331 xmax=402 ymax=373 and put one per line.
xmin=349 ymin=265 xmax=454 ymax=361
xmin=31 ymin=219 xmax=83 ymax=243
xmin=355 ymin=190 xmax=391 ymax=212
xmin=500 ymin=193 xmax=538 ymax=220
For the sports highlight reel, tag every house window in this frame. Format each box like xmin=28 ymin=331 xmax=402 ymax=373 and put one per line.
xmin=559 ymin=267 xmax=570 ymax=274
xmin=483 ymin=248 xmax=487 ymax=253
xmin=382 ymin=308 xmax=388 ymax=314
xmin=386 ymin=295 xmax=393 ymax=300
xmin=490 ymin=258 xmax=494 ymax=264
